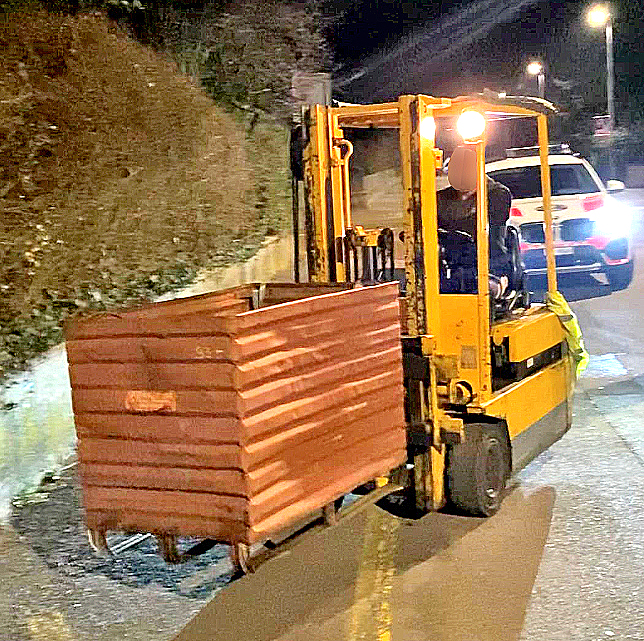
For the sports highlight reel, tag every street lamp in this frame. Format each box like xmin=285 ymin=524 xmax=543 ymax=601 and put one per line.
xmin=527 ymin=61 xmax=545 ymax=99
xmin=587 ymin=5 xmax=615 ymax=132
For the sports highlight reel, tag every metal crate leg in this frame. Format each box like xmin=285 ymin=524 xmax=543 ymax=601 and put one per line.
xmin=157 ymin=533 xmax=180 ymax=564
xmin=87 ymin=528 xmax=110 ymax=556
xmin=322 ymin=502 xmax=337 ymax=526
xmin=231 ymin=542 xmax=252 ymax=574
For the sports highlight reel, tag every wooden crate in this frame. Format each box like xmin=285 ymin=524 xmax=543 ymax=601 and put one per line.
xmin=66 ymin=282 xmax=406 ymax=545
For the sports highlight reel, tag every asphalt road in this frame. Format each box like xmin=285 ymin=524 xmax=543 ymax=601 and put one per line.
xmin=177 ymin=189 xmax=644 ymax=641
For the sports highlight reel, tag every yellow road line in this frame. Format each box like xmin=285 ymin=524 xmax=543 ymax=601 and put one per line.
xmin=348 ymin=507 xmax=400 ymax=641
xmin=27 ymin=611 xmax=77 ymax=641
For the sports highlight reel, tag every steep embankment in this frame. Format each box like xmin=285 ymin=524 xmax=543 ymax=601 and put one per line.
xmin=0 ymin=13 xmax=289 ymax=377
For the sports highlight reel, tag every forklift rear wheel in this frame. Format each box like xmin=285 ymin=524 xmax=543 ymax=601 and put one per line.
xmin=446 ymin=422 xmax=510 ymax=517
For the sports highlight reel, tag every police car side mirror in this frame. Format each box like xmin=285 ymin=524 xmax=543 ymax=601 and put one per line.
xmin=606 ymin=179 xmax=625 ymax=193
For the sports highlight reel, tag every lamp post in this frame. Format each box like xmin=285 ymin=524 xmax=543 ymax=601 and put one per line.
xmin=587 ymin=5 xmax=615 ymax=132
xmin=527 ymin=61 xmax=545 ymax=99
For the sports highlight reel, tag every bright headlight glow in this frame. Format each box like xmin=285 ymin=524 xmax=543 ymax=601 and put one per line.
xmin=456 ymin=110 xmax=486 ymax=141
xmin=593 ymin=205 xmax=632 ymax=238
xmin=419 ymin=116 xmax=436 ymax=140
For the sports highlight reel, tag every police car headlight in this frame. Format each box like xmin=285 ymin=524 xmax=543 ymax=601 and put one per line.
xmin=593 ymin=206 xmax=632 ymax=238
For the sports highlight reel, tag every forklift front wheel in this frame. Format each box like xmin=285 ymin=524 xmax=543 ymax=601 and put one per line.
xmin=446 ymin=422 xmax=510 ymax=517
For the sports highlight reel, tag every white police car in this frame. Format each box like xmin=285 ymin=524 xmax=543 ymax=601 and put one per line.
xmin=486 ymin=147 xmax=633 ymax=290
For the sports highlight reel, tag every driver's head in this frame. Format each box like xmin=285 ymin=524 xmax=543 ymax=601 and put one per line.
xmin=448 ymin=145 xmax=477 ymax=193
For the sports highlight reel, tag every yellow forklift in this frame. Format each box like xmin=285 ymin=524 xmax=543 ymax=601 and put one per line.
xmin=292 ymin=93 xmax=577 ymax=517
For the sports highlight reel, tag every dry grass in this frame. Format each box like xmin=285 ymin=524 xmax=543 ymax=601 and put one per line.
xmin=0 ymin=12 xmax=290 ymax=376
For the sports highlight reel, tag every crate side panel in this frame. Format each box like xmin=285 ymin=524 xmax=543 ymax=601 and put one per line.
xmin=247 ymin=429 xmax=406 ymax=525
xmin=232 ymin=283 xmax=406 ymax=537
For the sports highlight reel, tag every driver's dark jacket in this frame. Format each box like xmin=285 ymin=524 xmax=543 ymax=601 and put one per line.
xmin=436 ymin=177 xmax=512 ymax=269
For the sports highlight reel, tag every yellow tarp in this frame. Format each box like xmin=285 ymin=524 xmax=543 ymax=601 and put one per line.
xmin=545 ymin=290 xmax=589 ymax=378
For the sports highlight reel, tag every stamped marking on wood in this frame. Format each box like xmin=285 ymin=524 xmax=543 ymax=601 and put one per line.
xmin=125 ymin=390 xmax=177 ymax=412
xmin=195 ymin=346 xmax=225 ymax=359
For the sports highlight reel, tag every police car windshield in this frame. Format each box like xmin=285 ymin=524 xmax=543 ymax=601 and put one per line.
xmin=488 ymin=164 xmax=601 ymax=199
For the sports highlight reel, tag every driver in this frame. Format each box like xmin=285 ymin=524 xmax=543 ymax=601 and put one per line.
xmin=437 ymin=146 xmax=512 ymax=297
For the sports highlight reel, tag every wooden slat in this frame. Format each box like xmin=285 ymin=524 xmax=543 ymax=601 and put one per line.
xmin=71 ymin=388 xmax=239 ymax=416
xmin=69 ymin=362 xmax=236 ymax=390
xmin=74 ymin=414 xmax=241 ymax=444
xmin=128 ymin=289 xmax=253 ymax=319
xmin=65 ymin=312 xmax=237 ymax=341
xmin=78 ymin=438 xmax=242 ymax=470
xmin=80 ymin=463 xmax=247 ymax=495
xmin=83 ymin=486 xmax=248 ymax=522
xmin=66 ymin=335 xmax=232 ymax=365
xmin=85 ymin=511 xmax=249 ymax=542
xmin=66 ymin=285 xmax=254 ymax=333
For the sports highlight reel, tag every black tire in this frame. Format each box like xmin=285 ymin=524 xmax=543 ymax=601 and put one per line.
xmin=607 ymin=260 xmax=634 ymax=292
xmin=446 ymin=422 xmax=511 ymax=516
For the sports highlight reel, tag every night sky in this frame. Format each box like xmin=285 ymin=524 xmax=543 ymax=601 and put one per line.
xmin=324 ymin=0 xmax=644 ymax=120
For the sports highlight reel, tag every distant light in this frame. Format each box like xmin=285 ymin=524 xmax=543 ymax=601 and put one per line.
xmin=587 ymin=5 xmax=610 ymax=28
xmin=498 ymin=91 xmax=507 ymax=98
xmin=456 ymin=110 xmax=486 ymax=141
xmin=527 ymin=61 xmax=543 ymax=76
xmin=419 ymin=116 xmax=436 ymax=140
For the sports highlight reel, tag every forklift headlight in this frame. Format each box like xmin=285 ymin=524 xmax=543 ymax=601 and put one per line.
xmin=419 ymin=116 xmax=436 ymax=140
xmin=457 ymin=110 xmax=486 ymax=141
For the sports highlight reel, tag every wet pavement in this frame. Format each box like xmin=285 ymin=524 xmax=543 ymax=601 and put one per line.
xmin=0 ymin=346 xmax=75 ymax=520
